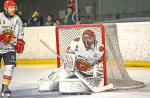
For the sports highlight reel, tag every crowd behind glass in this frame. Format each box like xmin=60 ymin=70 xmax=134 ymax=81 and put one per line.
xmin=16 ymin=9 xmax=76 ymax=27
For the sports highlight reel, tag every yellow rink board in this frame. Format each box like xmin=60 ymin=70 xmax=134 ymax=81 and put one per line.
xmin=124 ymin=61 xmax=150 ymax=67
xmin=1 ymin=60 xmax=150 ymax=68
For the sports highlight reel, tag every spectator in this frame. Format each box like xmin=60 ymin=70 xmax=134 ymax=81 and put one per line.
xmin=28 ymin=11 xmax=44 ymax=26
xmin=64 ymin=6 xmax=76 ymax=25
xmin=56 ymin=19 xmax=63 ymax=25
xmin=45 ymin=13 xmax=56 ymax=26
xmin=17 ymin=10 xmax=28 ymax=27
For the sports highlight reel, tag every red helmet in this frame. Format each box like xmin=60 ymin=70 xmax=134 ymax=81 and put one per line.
xmin=4 ymin=0 xmax=17 ymax=10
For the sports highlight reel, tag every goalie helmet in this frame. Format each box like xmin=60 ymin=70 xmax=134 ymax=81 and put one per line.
xmin=82 ymin=30 xmax=96 ymax=48
xmin=4 ymin=0 xmax=17 ymax=10
xmin=82 ymin=30 xmax=95 ymax=41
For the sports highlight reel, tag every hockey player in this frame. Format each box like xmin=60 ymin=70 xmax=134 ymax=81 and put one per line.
xmin=38 ymin=30 xmax=104 ymax=91
xmin=0 ymin=0 xmax=25 ymax=97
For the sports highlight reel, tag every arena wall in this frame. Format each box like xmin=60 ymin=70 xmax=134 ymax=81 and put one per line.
xmin=117 ymin=22 xmax=150 ymax=62
xmin=17 ymin=22 xmax=150 ymax=64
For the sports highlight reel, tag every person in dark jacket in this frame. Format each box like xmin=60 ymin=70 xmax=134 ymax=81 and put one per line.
xmin=28 ymin=11 xmax=44 ymax=26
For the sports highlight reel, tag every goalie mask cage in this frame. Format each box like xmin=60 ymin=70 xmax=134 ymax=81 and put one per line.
xmin=55 ymin=23 xmax=144 ymax=90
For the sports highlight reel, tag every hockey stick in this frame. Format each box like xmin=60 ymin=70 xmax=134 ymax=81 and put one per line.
xmin=40 ymin=39 xmax=75 ymax=72
xmin=40 ymin=39 xmax=113 ymax=92
xmin=74 ymin=71 xmax=113 ymax=92
xmin=40 ymin=39 xmax=65 ymax=61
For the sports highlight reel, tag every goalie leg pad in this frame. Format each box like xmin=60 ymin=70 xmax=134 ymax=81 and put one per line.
xmin=59 ymin=78 xmax=91 ymax=93
xmin=38 ymin=66 xmax=74 ymax=91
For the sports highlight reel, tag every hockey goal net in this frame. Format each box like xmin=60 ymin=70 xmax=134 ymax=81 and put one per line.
xmin=55 ymin=23 xmax=144 ymax=89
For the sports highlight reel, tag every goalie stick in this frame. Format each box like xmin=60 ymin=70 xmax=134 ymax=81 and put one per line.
xmin=74 ymin=71 xmax=113 ymax=92
xmin=40 ymin=39 xmax=113 ymax=92
xmin=40 ymin=39 xmax=65 ymax=61
xmin=40 ymin=39 xmax=74 ymax=71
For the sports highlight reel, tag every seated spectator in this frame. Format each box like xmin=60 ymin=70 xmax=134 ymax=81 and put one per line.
xmin=17 ymin=10 xmax=28 ymax=27
xmin=28 ymin=11 xmax=44 ymax=26
xmin=56 ymin=19 xmax=63 ymax=25
xmin=45 ymin=13 xmax=56 ymax=26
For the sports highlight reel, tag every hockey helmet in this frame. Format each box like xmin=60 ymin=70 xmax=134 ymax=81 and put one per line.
xmin=4 ymin=0 xmax=17 ymax=10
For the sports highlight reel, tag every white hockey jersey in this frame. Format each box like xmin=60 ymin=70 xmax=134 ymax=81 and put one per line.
xmin=69 ymin=38 xmax=104 ymax=66
xmin=0 ymin=12 xmax=24 ymax=53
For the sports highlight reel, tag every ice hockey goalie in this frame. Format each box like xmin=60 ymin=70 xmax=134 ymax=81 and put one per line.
xmin=38 ymin=30 xmax=104 ymax=92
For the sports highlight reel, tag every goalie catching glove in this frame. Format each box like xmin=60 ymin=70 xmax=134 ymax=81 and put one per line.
xmin=16 ymin=39 xmax=25 ymax=53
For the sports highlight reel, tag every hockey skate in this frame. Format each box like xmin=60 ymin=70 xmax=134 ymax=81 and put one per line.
xmin=1 ymin=84 xmax=11 ymax=97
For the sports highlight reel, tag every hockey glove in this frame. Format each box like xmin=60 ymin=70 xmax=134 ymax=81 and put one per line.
xmin=16 ymin=39 xmax=25 ymax=53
